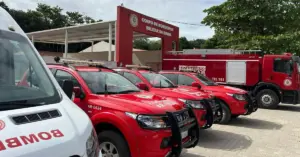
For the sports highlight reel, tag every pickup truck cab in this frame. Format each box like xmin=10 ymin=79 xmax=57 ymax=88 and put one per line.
xmin=114 ymin=65 xmax=222 ymax=129
xmin=159 ymin=71 xmax=258 ymax=123
xmin=47 ymin=58 xmax=199 ymax=157
xmin=0 ymin=7 xmax=100 ymax=157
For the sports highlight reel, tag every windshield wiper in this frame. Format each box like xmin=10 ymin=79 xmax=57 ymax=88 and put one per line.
xmin=0 ymin=100 xmax=45 ymax=111
xmin=118 ymin=90 xmax=140 ymax=94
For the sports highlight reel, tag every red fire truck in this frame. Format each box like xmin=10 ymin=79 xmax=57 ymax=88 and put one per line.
xmin=162 ymin=49 xmax=300 ymax=109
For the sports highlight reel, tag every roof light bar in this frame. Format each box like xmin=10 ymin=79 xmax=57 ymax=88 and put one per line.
xmin=54 ymin=57 xmax=105 ymax=66
xmin=125 ymin=64 xmax=151 ymax=70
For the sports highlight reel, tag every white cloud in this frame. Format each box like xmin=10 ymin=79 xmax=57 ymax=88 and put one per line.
xmin=4 ymin=0 xmax=224 ymax=39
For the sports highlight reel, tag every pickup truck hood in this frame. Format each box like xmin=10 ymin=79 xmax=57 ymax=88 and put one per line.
xmin=203 ymin=85 xmax=246 ymax=94
xmin=90 ymin=91 xmax=184 ymax=114
xmin=150 ymin=87 xmax=211 ymax=100
xmin=0 ymin=98 xmax=92 ymax=157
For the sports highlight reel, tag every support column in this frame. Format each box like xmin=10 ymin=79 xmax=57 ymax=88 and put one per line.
xmin=114 ymin=21 xmax=117 ymax=61
xmin=91 ymin=41 xmax=94 ymax=52
xmin=64 ymin=30 xmax=68 ymax=58
xmin=31 ymin=36 xmax=34 ymax=44
xmin=108 ymin=23 xmax=112 ymax=61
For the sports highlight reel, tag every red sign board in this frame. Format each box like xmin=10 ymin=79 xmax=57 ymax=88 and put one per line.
xmin=116 ymin=6 xmax=179 ymax=66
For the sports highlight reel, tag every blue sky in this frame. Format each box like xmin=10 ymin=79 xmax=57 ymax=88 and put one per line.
xmin=5 ymin=0 xmax=225 ymax=40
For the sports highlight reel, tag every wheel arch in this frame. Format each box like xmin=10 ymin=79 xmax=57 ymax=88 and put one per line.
xmin=92 ymin=113 xmax=139 ymax=157
xmin=253 ymin=82 xmax=282 ymax=102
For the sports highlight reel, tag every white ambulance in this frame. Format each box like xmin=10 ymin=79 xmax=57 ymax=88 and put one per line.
xmin=0 ymin=7 xmax=101 ymax=157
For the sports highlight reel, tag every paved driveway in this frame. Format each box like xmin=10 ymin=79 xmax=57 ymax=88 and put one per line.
xmin=182 ymin=104 xmax=300 ymax=157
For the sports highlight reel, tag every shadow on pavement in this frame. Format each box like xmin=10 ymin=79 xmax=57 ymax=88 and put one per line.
xmin=197 ymin=129 xmax=252 ymax=151
xmin=277 ymin=104 xmax=300 ymax=112
xmin=181 ymin=149 xmax=205 ymax=157
xmin=229 ymin=117 xmax=282 ymax=130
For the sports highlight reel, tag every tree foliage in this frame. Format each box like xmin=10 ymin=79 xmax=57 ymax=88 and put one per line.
xmin=0 ymin=2 xmax=101 ymax=52
xmin=1 ymin=2 xmax=100 ymax=32
xmin=202 ymin=0 xmax=300 ymax=54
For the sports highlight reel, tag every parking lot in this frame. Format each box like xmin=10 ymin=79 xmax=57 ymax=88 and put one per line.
xmin=182 ymin=104 xmax=300 ymax=157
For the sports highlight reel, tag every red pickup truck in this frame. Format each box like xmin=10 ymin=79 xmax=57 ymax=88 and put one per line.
xmin=159 ymin=71 xmax=258 ymax=123
xmin=44 ymin=58 xmax=199 ymax=157
xmin=114 ymin=65 xmax=222 ymax=129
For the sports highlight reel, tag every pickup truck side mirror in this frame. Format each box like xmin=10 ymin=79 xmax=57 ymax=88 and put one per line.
xmin=136 ymin=82 xmax=149 ymax=91
xmin=191 ymin=82 xmax=201 ymax=90
xmin=73 ymin=86 xmax=82 ymax=98
xmin=60 ymin=80 xmax=74 ymax=99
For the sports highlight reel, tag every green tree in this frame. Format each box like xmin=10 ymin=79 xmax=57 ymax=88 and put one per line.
xmin=179 ymin=37 xmax=192 ymax=50
xmin=66 ymin=11 xmax=84 ymax=25
xmin=148 ymin=40 xmax=161 ymax=50
xmin=189 ymin=39 xmax=206 ymax=49
xmin=202 ymin=0 xmax=300 ymax=53
xmin=133 ymin=38 xmax=150 ymax=50
xmin=36 ymin=3 xmax=68 ymax=29
xmin=0 ymin=2 xmax=9 ymax=11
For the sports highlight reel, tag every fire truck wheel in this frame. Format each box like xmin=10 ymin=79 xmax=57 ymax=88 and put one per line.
xmin=98 ymin=130 xmax=131 ymax=157
xmin=257 ymin=89 xmax=279 ymax=109
xmin=218 ymin=101 xmax=231 ymax=124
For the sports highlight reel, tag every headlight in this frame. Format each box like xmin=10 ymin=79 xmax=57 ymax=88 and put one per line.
xmin=226 ymin=93 xmax=246 ymax=101
xmin=86 ymin=129 xmax=99 ymax=157
xmin=178 ymin=99 xmax=205 ymax=109
xmin=125 ymin=112 xmax=168 ymax=129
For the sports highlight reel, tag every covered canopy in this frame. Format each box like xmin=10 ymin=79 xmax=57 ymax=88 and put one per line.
xmin=26 ymin=20 xmax=150 ymax=44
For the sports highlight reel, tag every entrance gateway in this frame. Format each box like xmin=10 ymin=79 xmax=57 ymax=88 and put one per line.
xmin=116 ymin=6 xmax=179 ymax=66
xmin=26 ymin=6 xmax=179 ymax=68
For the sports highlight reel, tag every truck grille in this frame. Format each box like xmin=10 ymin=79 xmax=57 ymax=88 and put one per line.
xmin=206 ymin=98 xmax=220 ymax=112
xmin=11 ymin=109 xmax=61 ymax=125
xmin=165 ymin=108 xmax=199 ymax=153
xmin=163 ymin=109 xmax=193 ymax=127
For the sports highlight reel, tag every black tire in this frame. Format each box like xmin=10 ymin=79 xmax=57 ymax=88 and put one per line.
xmin=217 ymin=101 xmax=232 ymax=124
xmin=231 ymin=115 xmax=240 ymax=119
xmin=256 ymin=89 xmax=279 ymax=109
xmin=98 ymin=130 xmax=131 ymax=157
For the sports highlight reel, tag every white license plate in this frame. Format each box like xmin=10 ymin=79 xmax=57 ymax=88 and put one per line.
xmin=181 ymin=131 xmax=188 ymax=139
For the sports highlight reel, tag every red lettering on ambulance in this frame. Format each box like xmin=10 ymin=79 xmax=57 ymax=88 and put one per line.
xmin=20 ymin=134 xmax=39 ymax=145
xmin=0 ymin=129 xmax=64 ymax=151
xmin=0 ymin=141 xmax=6 ymax=151
xmin=6 ymin=138 xmax=22 ymax=148
xmin=38 ymin=132 xmax=52 ymax=140
xmin=51 ymin=129 xmax=64 ymax=137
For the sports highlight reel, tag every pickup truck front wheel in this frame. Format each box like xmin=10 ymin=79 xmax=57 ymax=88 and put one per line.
xmin=217 ymin=101 xmax=231 ymax=124
xmin=98 ymin=130 xmax=131 ymax=157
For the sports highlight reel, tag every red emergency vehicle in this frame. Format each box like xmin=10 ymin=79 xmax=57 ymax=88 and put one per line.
xmin=159 ymin=70 xmax=258 ymax=123
xmin=114 ymin=65 xmax=222 ymax=129
xmin=162 ymin=49 xmax=300 ymax=109
xmin=46 ymin=58 xmax=199 ymax=157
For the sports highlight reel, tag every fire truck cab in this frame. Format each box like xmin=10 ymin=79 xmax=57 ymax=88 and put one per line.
xmin=162 ymin=49 xmax=300 ymax=109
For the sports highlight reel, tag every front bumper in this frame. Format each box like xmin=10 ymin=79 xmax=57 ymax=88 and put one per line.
xmin=200 ymin=98 xmax=221 ymax=129
xmin=244 ymin=92 xmax=258 ymax=115
xmin=165 ymin=108 xmax=200 ymax=157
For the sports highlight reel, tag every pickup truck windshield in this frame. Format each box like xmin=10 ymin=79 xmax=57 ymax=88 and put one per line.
xmin=141 ymin=72 xmax=177 ymax=88
xmin=79 ymin=71 xmax=140 ymax=94
xmin=194 ymin=73 xmax=217 ymax=86
xmin=0 ymin=30 xmax=60 ymax=110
